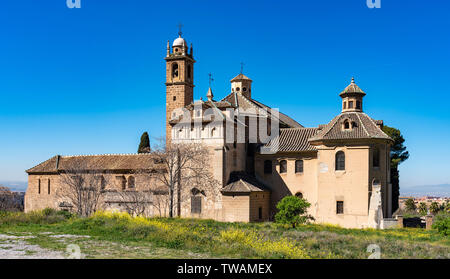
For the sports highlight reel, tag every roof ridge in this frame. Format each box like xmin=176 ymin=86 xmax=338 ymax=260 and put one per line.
xmin=61 ymin=153 xmax=154 ymax=158
xmin=355 ymin=112 xmax=370 ymax=137
xmin=26 ymin=155 xmax=58 ymax=172
xmin=363 ymin=113 xmax=392 ymax=139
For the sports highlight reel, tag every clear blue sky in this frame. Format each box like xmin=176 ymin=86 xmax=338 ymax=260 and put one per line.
xmin=0 ymin=0 xmax=449 ymax=190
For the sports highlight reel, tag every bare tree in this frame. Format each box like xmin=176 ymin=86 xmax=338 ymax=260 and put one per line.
xmin=152 ymin=138 xmax=221 ymax=218
xmin=0 ymin=186 xmax=23 ymax=212
xmin=57 ymin=161 xmax=110 ymax=217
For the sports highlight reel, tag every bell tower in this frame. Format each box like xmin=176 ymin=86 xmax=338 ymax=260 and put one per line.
xmin=165 ymin=28 xmax=195 ymax=145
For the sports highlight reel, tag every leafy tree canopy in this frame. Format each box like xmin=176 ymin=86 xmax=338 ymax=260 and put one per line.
xmin=138 ymin=132 xmax=151 ymax=154
xmin=275 ymin=196 xmax=313 ymax=228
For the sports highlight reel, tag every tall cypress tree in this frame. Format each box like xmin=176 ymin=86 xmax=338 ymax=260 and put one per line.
xmin=382 ymin=125 xmax=409 ymax=213
xmin=138 ymin=132 xmax=151 ymax=153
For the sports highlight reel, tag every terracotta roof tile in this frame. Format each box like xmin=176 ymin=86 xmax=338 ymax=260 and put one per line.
xmin=309 ymin=112 xmax=392 ymax=142
xmin=26 ymin=154 xmax=161 ymax=174
xmin=262 ymin=128 xmax=318 ymax=153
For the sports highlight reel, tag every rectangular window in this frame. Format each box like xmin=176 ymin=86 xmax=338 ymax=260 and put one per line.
xmin=38 ymin=179 xmax=41 ymax=194
xmin=295 ymin=160 xmax=304 ymax=173
xmin=373 ymin=148 xmax=380 ymax=168
xmin=279 ymin=160 xmax=287 ymax=173
xmin=348 ymin=101 xmax=354 ymax=109
xmin=191 ymin=196 xmax=202 ymax=214
xmin=264 ymin=160 xmax=272 ymax=174
xmin=258 ymin=207 xmax=263 ymax=220
xmin=48 ymin=179 xmax=51 ymax=195
xmin=336 ymin=201 xmax=344 ymax=214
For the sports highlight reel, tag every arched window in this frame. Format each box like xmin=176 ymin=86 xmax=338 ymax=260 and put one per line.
xmin=373 ymin=148 xmax=380 ymax=168
xmin=279 ymin=160 xmax=287 ymax=173
xmin=172 ymin=63 xmax=179 ymax=78
xmin=187 ymin=65 xmax=192 ymax=80
xmin=344 ymin=120 xmax=350 ymax=130
xmin=128 ymin=176 xmax=135 ymax=189
xmin=191 ymin=188 xmax=202 ymax=214
xmin=335 ymin=151 xmax=345 ymax=171
xmin=295 ymin=192 xmax=303 ymax=199
xmin=295 ymin=160 xmax=304 ymax=173
xmin=211 ymin=127 xmax=216 ymax=137
xmin=348 ymin=101 xmax=354 ymax=109
xmin=264 ymin=160 xmax=272 ymax=174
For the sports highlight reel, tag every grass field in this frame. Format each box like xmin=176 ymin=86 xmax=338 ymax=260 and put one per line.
xmin=0 ymin=210 xmax=449 ymax=259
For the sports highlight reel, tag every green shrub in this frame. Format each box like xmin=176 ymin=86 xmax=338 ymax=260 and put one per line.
xmin=275 ymin=196 xmax=313 ymax=228
xmin=0 ymin=209 xmax=73 ymax=225
xmin=432 ymin=212 xmax=450 ymax=236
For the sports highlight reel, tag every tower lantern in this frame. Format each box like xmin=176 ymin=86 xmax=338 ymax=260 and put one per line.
xmin=340 ymin=77 xmax=366 ymax=112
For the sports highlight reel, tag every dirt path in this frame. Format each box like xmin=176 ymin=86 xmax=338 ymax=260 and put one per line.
xmin=0 ymin=234 xmax=66 ymax=259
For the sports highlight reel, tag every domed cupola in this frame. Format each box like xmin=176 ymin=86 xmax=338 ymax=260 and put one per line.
xmin=340 ymin=77 xmax=366 ymax=112
xmin=172 ymin=35 xmax=187 ymax=55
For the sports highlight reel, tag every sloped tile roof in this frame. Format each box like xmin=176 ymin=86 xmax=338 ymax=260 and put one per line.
xmin=26 ymin=154 xmax=162 ymax=174
xmin=309 ymin=112 xmax=392 ymax=142
xmin=221 ymin=92 xmax=303 ymax=128
xmin=340 ymin=78 xmax=366 ymax=96
xmin=262 ymin=128 xmax=319 ymax=153
xmin=230 ymin=74 xmax=252 ymax=82
xmin=222 ymin=172 xmax=269 ymax=193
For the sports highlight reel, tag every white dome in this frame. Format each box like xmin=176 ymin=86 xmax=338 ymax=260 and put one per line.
xmin=173 ymin=37 xmax=187 ymax=47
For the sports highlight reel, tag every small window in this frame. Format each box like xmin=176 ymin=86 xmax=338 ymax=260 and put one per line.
xmin=48 ymin=179 xmax=51 ymax=195
xmin=173 ymin=96 xmax=176 ymax=101
xmin=172 ymin=63 xmax=179 ymax=78
xmin=343 ymin=102 xmax=347 ymax=109
xmin=335 ymin=151 xmax=345 ymax=171
xmin=128 ymin=176 xmax=135 ymax=189
xmin=264 ymin=160 xmax=272 ymax=174
xmin=348 ymin=101 xmax=354 ymax=109
xmin=38 ymin=179 xmax=41 ymax=194
xmin=344 ymin=120 xmax=350 ymax=130
xmin=258 ymin=207 xmax=262 ymax=220
xmin=236 ymin=87 xmax=240 ymax=92
xmin=187 ymin=65 xmax=192 ymax=79
xmin=373 ymin=148 xmax=380 ymax=168
xmin=279 ymin=160 xmax=287 ymax=173
xmin=351 ymin=121 xmax=357 ymax=128
xmin=336 ymin=201 xmax=344 ymax=214
xmin=295 ymin=192 xmax=303 ymax=199
xmin=232 ymin=151 xmax=237 ymax=167
xmin=356 ymin=100 xmax=361 ymax=109
xmin=191 ymin=196 xmax=202 ymax=214
xmin=295 ymin=160 xmax=304 ymax=173
xmin=243 ymin=87 xmax=247 ymax=92
xmin=211 ymin=127 xmax=216 ymax=137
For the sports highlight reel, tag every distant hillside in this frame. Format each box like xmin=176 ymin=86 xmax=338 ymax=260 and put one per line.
xmin=0 ymin=181 xmax=27 ymax=192
xmin=401 ymin=184 xmax=450 ymax=197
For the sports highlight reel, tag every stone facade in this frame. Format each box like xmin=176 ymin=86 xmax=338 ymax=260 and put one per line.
xmin=25 ymin=32 xmax=393 ymax=229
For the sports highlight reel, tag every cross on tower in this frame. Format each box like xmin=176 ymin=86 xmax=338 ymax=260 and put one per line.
xmin=178 ymin=23 xmax=184 ymax=37
xmin=240 ymin=62 xmax=245 ymax=74
xmin=208 ymin=73 xmax=214 ymax=87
